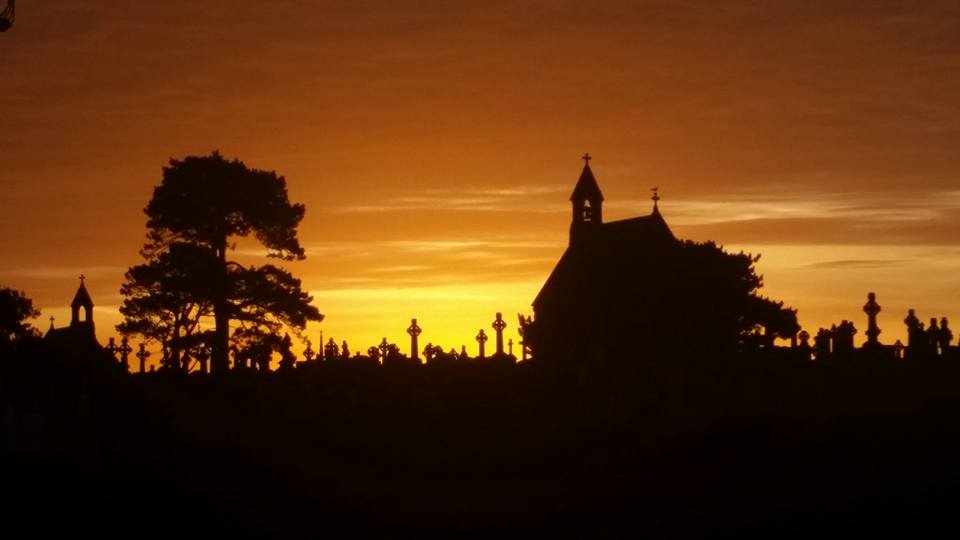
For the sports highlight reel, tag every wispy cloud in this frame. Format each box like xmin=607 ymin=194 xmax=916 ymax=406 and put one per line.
xmin=380 ymin=240 xmax=489 ymax=252
xmin=656 ymin=189 xmax=960 ymax=227
xmin=311 ymin=285 xmax=505 ymax=302
xmin=369 ymin=265 xmax=434 ymax=273
xmin=660 ymin=188 xmax=960 ymax=246
xmin=337 ymin=185 xmax=567 ymax=214
xmin=380 ymin=239 xmax=560 ymax=252
xmin=806 ymin=259 xmax=906 ymax=270
xmin=0 ymin=266 xmax=126 ymax=280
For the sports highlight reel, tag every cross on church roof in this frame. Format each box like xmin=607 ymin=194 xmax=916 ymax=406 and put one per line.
xmin=582 ymin=153 xmax=592 ymax=165
xmin=79 ymin=273 xmax=86 ymax=285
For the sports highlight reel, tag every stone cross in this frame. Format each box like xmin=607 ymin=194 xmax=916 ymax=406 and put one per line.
xmin=325 ymin=338 xmax=339 ymax=360
xmin=863 ymin=292 xmax=882 ymax=346
xmin=939 ymin=318 xmax=953 ymax=356
xmin=136 ymin=343 xmax=150 ymax=373
xmin=407 ymin=318 xmax=422 ymax=361
xmin=893 ymin=339 xmax=905 ymax=360
xmin=105 ymin=337 xmax=127 ymax=372
xmin=904 ymin=309 xmax=921 ymax=353
xmin=118 ymin=337 xmax=133 ymax=373
xmin=928 ymin=318 xmax=941 ymax=357
xmin=105 ymin=337 xmax=119 ymax=359
xmin=476 ymin=329 xmax=488 ymax=359
xmin=492 ymin=312 xmax=507 ymax=356
xmin=302 ymin=342 xmax=315 ymax=362
xmin=508 ymin=338 xmax=514 ymax=357
xmin=378 ymin=338 xmax=390 ymax=361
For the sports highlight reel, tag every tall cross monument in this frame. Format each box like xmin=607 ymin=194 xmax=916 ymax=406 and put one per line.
xmin=407 ymin=318 xmax=422 ymax=361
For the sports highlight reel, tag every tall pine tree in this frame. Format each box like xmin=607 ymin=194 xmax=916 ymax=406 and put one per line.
xmin=119 ymin=152 xmax=322 ymax=373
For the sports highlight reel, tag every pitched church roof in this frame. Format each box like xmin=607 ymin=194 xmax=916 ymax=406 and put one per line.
xmin=533 ymin=162 xmax=676 ymax=310
xmin=598 ymin=211 xmax=674 ymax=246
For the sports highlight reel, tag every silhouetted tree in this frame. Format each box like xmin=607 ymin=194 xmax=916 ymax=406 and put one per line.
xmin=277 ymin=334 xmax=296 ymax=370
xmin=742 ymin=296 xmax=801 ymax=350
xmin=122 ymin=152 xmax=323 ymax=372
xmin=663 ymin=240 xmax=798 ymax=353
xmin=228 ymin=264 xmax=320 ymax=347
xmin=584 ymin=239 xmax=799 ymax=358
xmin=118 ymin=243 xmax=216 ymax=370
xmin=0 ymin=286 xmax=39 ymax=343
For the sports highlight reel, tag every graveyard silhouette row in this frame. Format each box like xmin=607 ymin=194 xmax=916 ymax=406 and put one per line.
xmin=33 ymin=275 xmax=960 ymax=376
xmin=7 ymin=154 xmax=959 ymax=373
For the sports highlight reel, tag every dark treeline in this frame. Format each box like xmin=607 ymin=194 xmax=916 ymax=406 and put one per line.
xmin=4 ymin=343 xmax=960 ymax=536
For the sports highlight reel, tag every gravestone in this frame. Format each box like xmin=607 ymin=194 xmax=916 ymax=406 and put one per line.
xmin=407 ymin=318 xmax=422 ymax=361
xmin=476 ymin=329 xmax=488 ymax=360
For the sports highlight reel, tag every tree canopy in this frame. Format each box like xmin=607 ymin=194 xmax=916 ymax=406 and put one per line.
xmin=528 ymin=238 xmax=800 ymax=360
xmin=118 ymin=242 xmax=217 ymax=370
xmin=656 ymin=240 xmax=799 ymax=353
xmin=143 ymin=153 xmax=306 ymax=261
xmin=0 ymin=286 xmax=40 ymax=344
xmin=672 ymin=240 xmax=798 ymax=348
xmin=119 ymin=152 xmax=322 ymax=373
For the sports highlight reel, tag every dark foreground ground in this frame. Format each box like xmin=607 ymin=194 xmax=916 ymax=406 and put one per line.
xmin=4 ymin=351 xmax=960 ymax=538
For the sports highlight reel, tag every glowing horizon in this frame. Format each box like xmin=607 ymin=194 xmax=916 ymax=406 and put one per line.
xmin=25 ymin=183 xmax=960 ymax=367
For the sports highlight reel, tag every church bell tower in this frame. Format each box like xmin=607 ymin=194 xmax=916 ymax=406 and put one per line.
xmin=70 ymin=274 xmax=95 ymax=336
xmin=570 ymin=153 xmax=604 ymax=246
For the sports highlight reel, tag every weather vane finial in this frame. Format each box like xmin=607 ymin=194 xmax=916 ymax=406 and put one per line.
xmin=651 ymin=187 xmax=660 ymax=208
xmin=582 ymin=153 xmax=591 ymax=165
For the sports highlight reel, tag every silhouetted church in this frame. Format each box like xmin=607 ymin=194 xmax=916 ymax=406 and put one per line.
xmin=526 ymin=155 xmax=682 ymax=363
xmin=45 ymin=276 xmax=103 ymax=354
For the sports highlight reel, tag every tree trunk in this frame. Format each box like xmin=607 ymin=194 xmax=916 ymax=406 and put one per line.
xmin=170 ymin=319 xmax=182 ymax=372
xmin=211 ymin=239 xmax=231 ymax=373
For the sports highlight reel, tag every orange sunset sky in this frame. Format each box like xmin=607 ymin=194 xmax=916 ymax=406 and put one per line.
xmin=3 ymin=2 xmax=960 ymax=364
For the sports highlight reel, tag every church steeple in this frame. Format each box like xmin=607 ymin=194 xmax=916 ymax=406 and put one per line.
xmin=70 ymin=274 xmax=94 ymax=329
xmin=570 ymin=153 xmax=604 ymax=245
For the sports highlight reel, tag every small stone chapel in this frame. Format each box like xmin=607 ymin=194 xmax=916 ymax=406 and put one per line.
xmin=526 ymin=155 xmax=681 ymax=364
xmin=44 ymin=275 xmax=104 ymax=354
